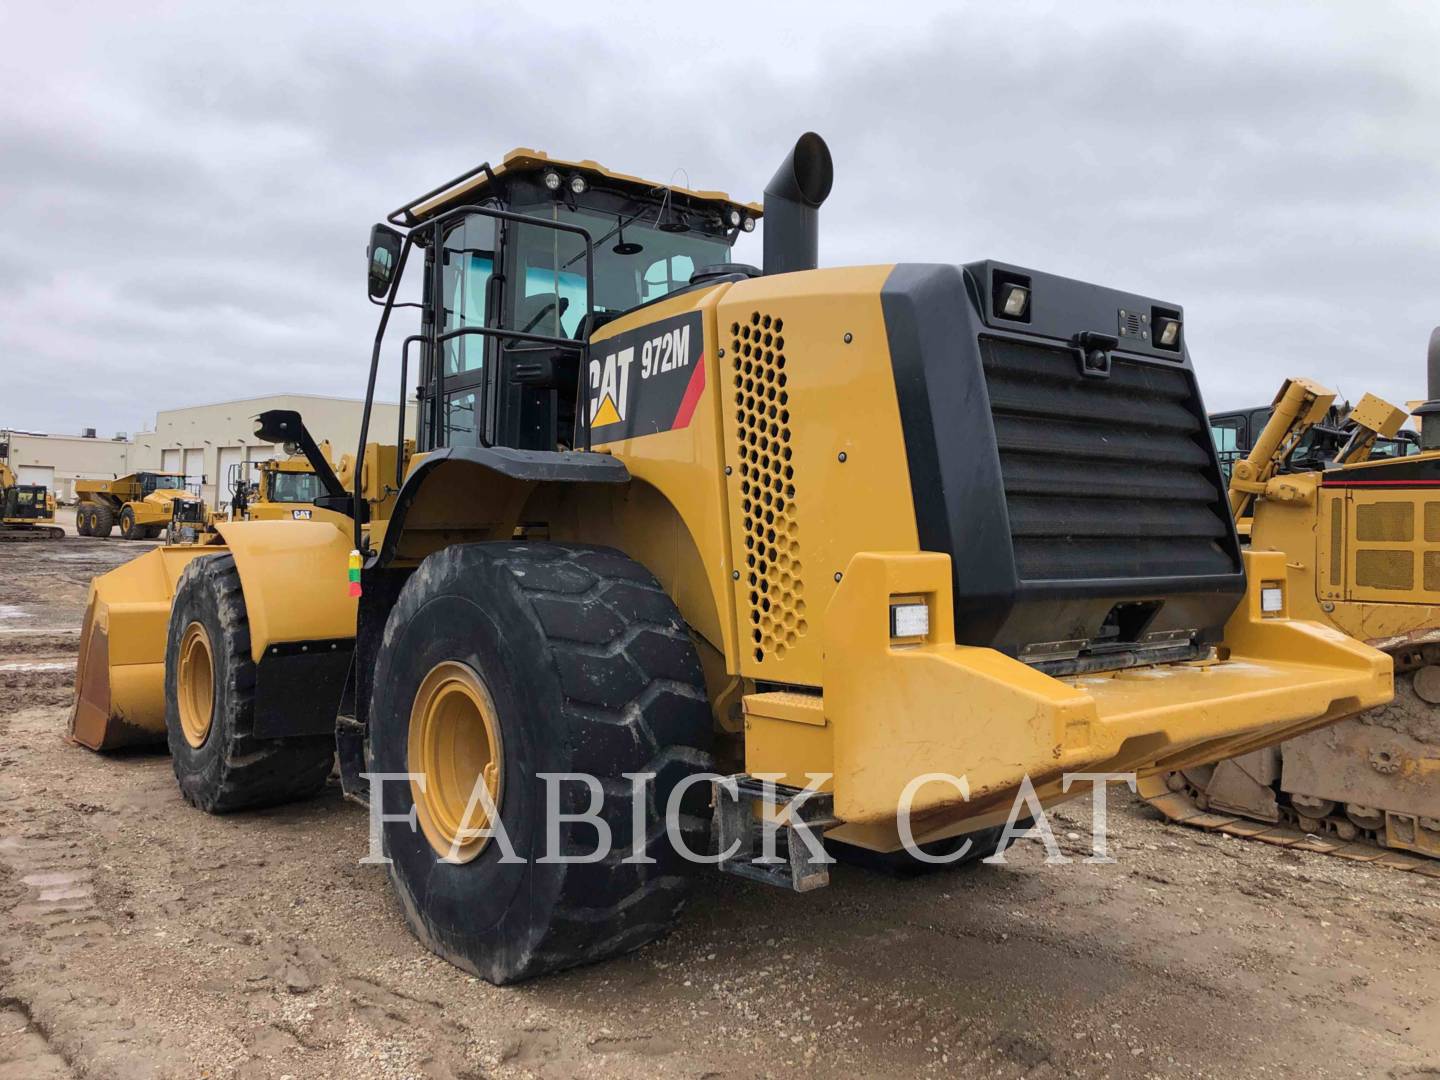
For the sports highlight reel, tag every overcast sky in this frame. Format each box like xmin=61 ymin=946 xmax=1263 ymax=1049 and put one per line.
xmin=3 ymin=1 xmax=1438 ymax=437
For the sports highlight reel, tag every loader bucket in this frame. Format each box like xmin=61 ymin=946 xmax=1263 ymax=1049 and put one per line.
xmin=70 ymin=545 xmax=220 ymax=750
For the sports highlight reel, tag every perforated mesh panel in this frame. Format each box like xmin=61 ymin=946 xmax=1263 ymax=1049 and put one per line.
xmin=1425 ymin=552 xmax=1440 ymax=593
xmin=730 ymin=312 xmax=806 ymax=662
xmin=1356 ymin=502 xmax=1414 ymax=542
xmin=1355 ymin=549 xmax=1414 ymax=591
xmin=1426 ymin=502 xmax=1440 ymax=543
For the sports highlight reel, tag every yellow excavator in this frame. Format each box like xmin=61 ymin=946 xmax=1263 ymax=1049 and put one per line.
xmin=72 ymin=135 xmax=1392 ymax=983
xmin=0 ymin=458 xmax=63 ymax=541
xmin=1142 ymin=334 xmax=1440 ymax=874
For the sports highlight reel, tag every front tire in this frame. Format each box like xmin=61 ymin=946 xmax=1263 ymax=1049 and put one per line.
xmin=371 ymin=542 xmax=714 ymax=985
xmin=119 ymin=506 xmax=143 ymax=540
xmin=163 ymin=554 xmax=335 ymax=813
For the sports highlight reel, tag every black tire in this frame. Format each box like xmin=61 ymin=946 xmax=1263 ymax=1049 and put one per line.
xmin=371 ymin=542 xmax=715 ymax=985
xmin=144 ymin=524 xmax=165 ymax=539
xmin=75 ymin=504 xmax=93 ymax=537
xmin=119 ymin=506 xmax=143 ymax=540
xmin=91 ymin=504 xmax=115 ymax=537
xmin=163 ymin=554 xmax=335 ymax=813
xmin=828 ymin=824 xmax=1013 ymax=878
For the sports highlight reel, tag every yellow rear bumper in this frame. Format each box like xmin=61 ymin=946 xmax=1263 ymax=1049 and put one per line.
xmin=744 ymin=550 xmax=1392 ymax=851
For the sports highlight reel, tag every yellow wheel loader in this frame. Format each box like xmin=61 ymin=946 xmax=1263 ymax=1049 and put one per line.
xmin=227 ymin=441 xmax=410 ymax=530
xmin=1 ymin=459 xmax=64 ymax=541
xmin=227 ymin=453 xmax=331 ymax=524
xmin=72 ymin=135 xmax=1393 ymax=984
xmin=1142 ymin=337 xmax=1440 ymax=872
xmin=75 ymin=471 xmax=206 ymax=541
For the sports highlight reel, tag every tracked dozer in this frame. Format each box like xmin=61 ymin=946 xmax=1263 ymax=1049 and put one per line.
xmin=72 ymin=135 xmax=1392 ymax=984
xmin=1142 ymin=336 xmax=1440 ymax=872
xmin=0 ymin=459 xmax=64 ymax=541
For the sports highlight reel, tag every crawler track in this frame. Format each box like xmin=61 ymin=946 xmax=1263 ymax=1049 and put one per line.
xmin=1138 ymin=770 xmax=1440 ymax=878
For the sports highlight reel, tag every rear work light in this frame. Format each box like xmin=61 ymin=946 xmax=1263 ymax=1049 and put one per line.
xmin=890 ymin=602 xmax=930 ymax=639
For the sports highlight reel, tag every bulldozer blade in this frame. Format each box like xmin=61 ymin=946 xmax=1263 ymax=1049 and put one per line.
xmin=70 ymin=544 xmax=219 ymax=751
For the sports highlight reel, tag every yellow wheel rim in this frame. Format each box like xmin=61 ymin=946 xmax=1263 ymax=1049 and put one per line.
xmin=177 ymin=621 xmax=215 ymax=748
xmin=408 ymin=661 xmax=505 ymax=863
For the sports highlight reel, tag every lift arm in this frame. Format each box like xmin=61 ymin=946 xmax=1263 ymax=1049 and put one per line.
xmin=1227 ymin=377 xmax=1336 ymax=522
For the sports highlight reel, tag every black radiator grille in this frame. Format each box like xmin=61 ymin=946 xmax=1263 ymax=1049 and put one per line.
xmin=981 ymin=336 xmax=1235 ymax=581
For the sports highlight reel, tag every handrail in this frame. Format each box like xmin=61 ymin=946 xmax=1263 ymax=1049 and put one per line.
xmin=354 ymin=201 xmax=596 ymax=558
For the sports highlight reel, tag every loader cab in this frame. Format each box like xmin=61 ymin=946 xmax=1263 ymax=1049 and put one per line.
xmin=370 ymin=151 xmax=758 ymax=458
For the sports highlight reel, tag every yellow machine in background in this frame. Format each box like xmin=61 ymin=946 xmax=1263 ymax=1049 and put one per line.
xmin=1144 ymin=346 xmax=1440 ymax=872
xmin=228 ymin=453 xmax=330 ymax=522
xmin=1 ymin=459 xmax=63 ymax=541
xmin=75 ymin=471 xmax=206 ymax=540
xmin=73 ymin=135 xmax=1393 ymax=984
xmin=71 ymin=411 xmax=403 ymax=751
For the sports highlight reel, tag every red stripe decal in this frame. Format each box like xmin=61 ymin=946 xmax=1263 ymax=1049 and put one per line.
xmin=672 ymin=353 xmax=706 ymax=430
xmin=1319 ymin=480 xmax=1440 ymax=489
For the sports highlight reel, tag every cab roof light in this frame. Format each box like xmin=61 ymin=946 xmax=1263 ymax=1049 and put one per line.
xmin=1001 ymin=284 xmax=1029 ymax=318
xmin=1152 ymin=307 xmax=1183 ymax=351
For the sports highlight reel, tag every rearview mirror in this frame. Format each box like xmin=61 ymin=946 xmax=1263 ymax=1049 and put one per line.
xmin=367 ymin=223 xmax=404 ymax=299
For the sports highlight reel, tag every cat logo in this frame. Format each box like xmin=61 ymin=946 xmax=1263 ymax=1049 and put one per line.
xmin=291 ymin=509 xmax=313 ymax=520
xmin=590 ymin=347 xmax=635 ymax=428
xmin=588 ymin=311 xmax=706 ymax=443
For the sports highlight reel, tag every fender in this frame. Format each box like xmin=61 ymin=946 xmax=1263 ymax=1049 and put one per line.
xmin=213 ymin=520 xmax=358 ymax=738
xmin=374 ymin=445 xmax=630 ymax=567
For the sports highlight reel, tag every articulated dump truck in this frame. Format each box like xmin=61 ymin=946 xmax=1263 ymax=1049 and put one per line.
xmin=75 ymin=472 xmax=206 ymax=540
xmin=1143 ymin=336 xmax=1440 ymax=874
xmin=71 ymin=133 xmax=1393 ymax=984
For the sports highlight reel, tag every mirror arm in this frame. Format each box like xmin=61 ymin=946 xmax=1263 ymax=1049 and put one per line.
xmin=353 ymin=231 xmax=416 ymax=556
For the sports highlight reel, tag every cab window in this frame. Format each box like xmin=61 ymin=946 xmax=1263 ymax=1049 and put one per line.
xmin=1210 ymin=416 xmax=1244 ymax=453
xmin=439 ymin=216 xmax=495 ymax=378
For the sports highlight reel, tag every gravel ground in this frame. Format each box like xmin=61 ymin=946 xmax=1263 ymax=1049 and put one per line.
xmin=2 ymin=524 xmax=1439 ymax=1079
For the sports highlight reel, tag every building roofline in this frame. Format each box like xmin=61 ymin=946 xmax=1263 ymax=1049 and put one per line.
xmin=152 ymin=392 xmax=404 ymax=415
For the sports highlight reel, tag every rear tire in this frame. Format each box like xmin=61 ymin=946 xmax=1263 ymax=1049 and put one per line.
xmin=75 ymin=504 xmax=94 ymax=537
xmin=371 ymin=542 xmax=715 ymax=985
xmin=163 ymin=554 xmax=335 ymax=813
xmin=91 ymin=504 xmax=115 ymax=537
xmin=119 ymin=506 xmax=143 ymax=540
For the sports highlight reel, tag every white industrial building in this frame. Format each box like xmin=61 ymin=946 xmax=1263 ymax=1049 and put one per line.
xmin=4 ymin=393 xmax=412 ymax=510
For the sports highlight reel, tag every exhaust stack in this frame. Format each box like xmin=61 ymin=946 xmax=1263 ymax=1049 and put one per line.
xmin=1417 ymin=326 xmax=1440 ymax=450
xmin=762 ymin=132 xmax=834 ymax=276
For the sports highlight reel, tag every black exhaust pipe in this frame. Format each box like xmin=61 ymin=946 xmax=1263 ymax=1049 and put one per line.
xmin=1417 ymin=326 xmax=1440 ymax=450
xmin=762 ymin=132 xmax=834 ymax=276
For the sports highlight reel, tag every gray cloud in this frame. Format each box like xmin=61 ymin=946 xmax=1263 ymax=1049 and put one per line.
xmin=3 ymin=0 xmax=1439 ymax=439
